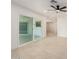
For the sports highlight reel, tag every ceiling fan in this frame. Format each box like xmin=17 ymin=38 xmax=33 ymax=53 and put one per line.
xmin=50 ymin=0 xmax=67 ymax=12
xmin=51 ymin=5 xmax=67 ymax=12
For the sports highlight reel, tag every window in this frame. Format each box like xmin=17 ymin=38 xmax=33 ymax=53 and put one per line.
xmin=19 ymin=22 xmax=28 ymax=34
xmin=36 ymin=21 xmax=41 ymax=27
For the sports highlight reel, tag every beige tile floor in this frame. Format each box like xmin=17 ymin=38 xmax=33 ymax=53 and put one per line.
xmin=12 ymin=36 xmax=67 ymax=59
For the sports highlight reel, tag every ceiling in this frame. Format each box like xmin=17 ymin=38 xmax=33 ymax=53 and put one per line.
xmin=12 ymin=0 xmax=67 ymax=19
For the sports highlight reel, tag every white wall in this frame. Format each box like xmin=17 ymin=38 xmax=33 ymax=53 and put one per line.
xmin=11 ymin=3 xmax=46 ymax=50
xmin=57 ymin=13 xmax=67 ymax=37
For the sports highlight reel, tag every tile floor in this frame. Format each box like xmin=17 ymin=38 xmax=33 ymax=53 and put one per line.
xmin=12 ymin=36 xmax=67 ymax=59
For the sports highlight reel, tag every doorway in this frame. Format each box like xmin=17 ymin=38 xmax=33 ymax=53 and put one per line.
xmin=46 ymin=22 xmax=57 ymax=36
xmin=19 ymin=16 xmax=33 ymax=45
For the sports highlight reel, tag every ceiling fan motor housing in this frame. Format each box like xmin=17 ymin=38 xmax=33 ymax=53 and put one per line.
xmin=57 ymin=5 xmax=60 ymax=10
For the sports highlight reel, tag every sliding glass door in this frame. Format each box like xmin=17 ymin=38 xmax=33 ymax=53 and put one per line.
xmin=19 ymin=16 xmax=33 ymax=45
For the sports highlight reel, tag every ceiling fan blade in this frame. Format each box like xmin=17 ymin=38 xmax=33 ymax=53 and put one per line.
xmin=60 ymin=10 xmax=67 ymax=12
xmin=51 ymin=5 xmax=56 ymax=10
xmin=60 ymin=6 xmax=67 ymax=10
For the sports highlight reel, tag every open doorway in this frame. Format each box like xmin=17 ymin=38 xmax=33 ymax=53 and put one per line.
xmin=46 ymin=22 xmax=57 ymax=37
